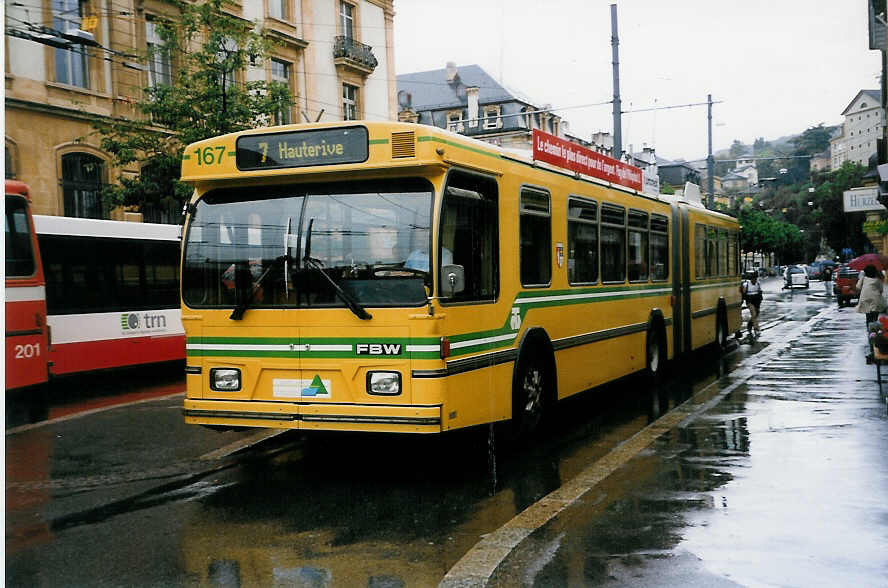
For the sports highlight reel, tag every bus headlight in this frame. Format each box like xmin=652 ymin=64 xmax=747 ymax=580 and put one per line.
xmin=367 ymin=371 xmax=401 ymax=395
xmin=211 ymin=368 xmax=241 ymax=391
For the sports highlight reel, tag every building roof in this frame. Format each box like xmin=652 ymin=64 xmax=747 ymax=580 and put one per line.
xmin=841 ymin=89 xmax=882 ymax=116
xmin=397 ymin=64 xmax=534 ymax=111
xmin=658 ymin=160 xmax=697 ymax=171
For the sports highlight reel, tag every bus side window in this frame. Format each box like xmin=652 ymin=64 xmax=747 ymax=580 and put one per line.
xmin=439 ymin=171 xmax=498 ymax=302
xmin=628 ymin=209 xmax=649 ymax=282
xmin=519 ymin=188 xmax=551 ymax=287
xmin=650 ymin=214 xmax=669 ymax=281
xmin=567 ymin=198 xmax=598 ymax=285
xmin=694 ymin=224 xmax=705 ymax=279
xmin=600 ymin=204 xmax=626 ymax=282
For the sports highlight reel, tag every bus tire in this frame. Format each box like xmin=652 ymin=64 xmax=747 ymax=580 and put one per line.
xmin=646 ymin=328 xmax=665 ymax=382
xmin=511 ymin=349 xmax=553 ymax=439
xmin=715 ymin=308 xmax=728 ymax=351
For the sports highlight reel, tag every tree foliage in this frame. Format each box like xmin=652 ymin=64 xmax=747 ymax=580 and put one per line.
xmin=810 ymin=162 xmax=870 ymax=259
xmin=91 ymin=0 xmax=291 ymax=218
xmin=738 ymin=207 xmax=804 ymax=264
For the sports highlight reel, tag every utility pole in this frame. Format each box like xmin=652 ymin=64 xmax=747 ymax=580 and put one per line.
xmin=611 ymin=4 xmax=622 ymax=160
xmin=707 ymin=93 xmax=714 ymax=208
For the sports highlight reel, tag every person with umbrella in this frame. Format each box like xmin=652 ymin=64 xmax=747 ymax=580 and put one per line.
xmin=855 ymin=263 xmax=888 ymax=363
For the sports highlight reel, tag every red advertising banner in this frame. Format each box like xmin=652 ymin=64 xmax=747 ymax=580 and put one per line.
xmin=532 ymin=129 xmax=643 ymax=192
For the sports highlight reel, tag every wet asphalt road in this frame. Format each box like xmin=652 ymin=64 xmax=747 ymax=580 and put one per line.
xmin=6 ymin=277 xmax=888 ymax=586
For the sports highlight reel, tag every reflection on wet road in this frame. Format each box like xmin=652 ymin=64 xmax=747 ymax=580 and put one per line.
xmin=488 ymin=281 xmax=888 ymax=587
xmin=6 ymin=278 xmax=887 ymax=586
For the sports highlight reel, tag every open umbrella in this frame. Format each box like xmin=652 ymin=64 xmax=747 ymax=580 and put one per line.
xmin=848 ymin=253 xmax=888 ymax=272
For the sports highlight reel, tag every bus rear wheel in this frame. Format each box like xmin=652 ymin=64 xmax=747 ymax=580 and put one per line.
xmin=716 ymin=311 xmax=728 ymax=351
xmin=646 ymin=329 xmax=664 ymax=381
xmin=512 ymin=356 xmax=548 ymax=438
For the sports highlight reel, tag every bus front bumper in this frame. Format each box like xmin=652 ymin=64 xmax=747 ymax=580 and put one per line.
xmin=183 ymin=399 xmax=443 ymax=433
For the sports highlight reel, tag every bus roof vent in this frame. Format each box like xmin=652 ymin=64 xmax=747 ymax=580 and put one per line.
xmin=391 ymin=131 xmax=416 ymax=158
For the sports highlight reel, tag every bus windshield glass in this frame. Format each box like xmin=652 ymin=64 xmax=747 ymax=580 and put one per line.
xmin=182 ymin=178 xmax=433 ymax=310
xmin=5 ymin=195 xmax=35 ymax=277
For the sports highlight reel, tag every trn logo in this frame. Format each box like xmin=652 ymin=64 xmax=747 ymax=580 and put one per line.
xmin=356 ymin=343 xmax=402 ymax=356
xmin=120 ymin=313 xmax=168 ymax=331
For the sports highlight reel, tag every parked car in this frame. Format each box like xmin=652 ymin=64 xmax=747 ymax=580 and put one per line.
xmin=783 ymin=265 xmax=809 ymax=289
xmin=834 ymin=264 xmax=860 ymax=307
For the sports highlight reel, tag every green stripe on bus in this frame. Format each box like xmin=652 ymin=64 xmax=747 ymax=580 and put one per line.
xmin=184 ymin=282 xmax=724 ymax=361
xmin=417 ymin=136 xmax=503 ymax=159
xmin=185 ymin=350 xmax=441 ymax=359
xmin=186 ymin=336 xmax=439 ymax=346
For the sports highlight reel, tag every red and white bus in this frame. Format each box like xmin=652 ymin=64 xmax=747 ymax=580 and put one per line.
xmin=5 ymin=180 xmax=50 ymax=393
xmin=5 ymin=180 xmax=185 ymax=393
xmin=33 ymin=214 xmax=185 ymax=375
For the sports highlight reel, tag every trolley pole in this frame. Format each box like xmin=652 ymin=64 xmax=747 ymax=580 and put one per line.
xmin=707 ymin=93 xmax=714 ymax=209
xmin=611 ymin=4 xmax=622 ymax=160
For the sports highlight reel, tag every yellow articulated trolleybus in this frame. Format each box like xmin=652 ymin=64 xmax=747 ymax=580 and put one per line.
xmin=180 ymin=121 xmax=740 ymax=435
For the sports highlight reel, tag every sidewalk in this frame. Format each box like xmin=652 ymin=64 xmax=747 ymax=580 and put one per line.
xmin=443 ymin=305 xmax=888 ymax=587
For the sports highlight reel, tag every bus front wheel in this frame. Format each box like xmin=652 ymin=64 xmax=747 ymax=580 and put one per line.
xmin=512 ymin=356 xmax=549 ymax=438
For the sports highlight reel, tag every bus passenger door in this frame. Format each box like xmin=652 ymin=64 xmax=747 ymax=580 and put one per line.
xmin=671 ymin=204 xmax=691 ymax=355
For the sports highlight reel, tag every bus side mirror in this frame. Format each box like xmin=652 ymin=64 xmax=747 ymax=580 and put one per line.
xmin=440 ymin=264 xmax=465 ymax=297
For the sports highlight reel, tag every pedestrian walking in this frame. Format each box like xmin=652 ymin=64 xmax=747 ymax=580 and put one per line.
xmin=742 ymin=271 xmax=763 ymax=339
xmin=854 ymin=263 xmax=887 ymax=362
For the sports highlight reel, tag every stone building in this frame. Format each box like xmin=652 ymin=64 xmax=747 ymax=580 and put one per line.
xmin=5 ymin=0 xmax=396 ymax=221
xmin=397 ymin=62 xmax=572 ymax=152
xmin=829 ymin=89 xmax=884 ymax=170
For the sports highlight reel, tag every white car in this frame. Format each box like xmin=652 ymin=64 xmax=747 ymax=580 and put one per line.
xmin=783 ymin=265 xmax=809 ymax=289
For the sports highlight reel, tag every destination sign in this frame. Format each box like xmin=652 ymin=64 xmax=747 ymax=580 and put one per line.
xmin=236 ymin=127 xmax=369 ymax=170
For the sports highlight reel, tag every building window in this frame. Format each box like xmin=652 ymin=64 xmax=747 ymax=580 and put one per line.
xmin=447 ymin=111 xmax=464 ymax=133
xmin=146 ymin=18 xmax=172 ymax=88
xmin=53 ymin=0 xmax=89 ymax=88
xmin=343 ymin=83 xmax=358 ymax=120
xmin=5 ymin=141 xmax=16 ymax=179
xmin=62 ymin=152 xmax=106 ymax=219
xmin=340 ymin=1 xmax=355 ymax=40
xmin=271 ymin=59 xmax=292 ymax=124
xmin=483 ymin=105 xmax=502 ymax=130
xmin=269 ymin=0 xmax=288 ymax=20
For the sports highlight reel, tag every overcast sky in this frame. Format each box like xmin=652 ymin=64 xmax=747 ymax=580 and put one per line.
xmin=393 ymin=0 xmax=882 ymax=162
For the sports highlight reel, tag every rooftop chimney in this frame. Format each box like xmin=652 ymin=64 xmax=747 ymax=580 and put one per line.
xmin=445 ymin=61 xmax=458 ymax=83
xmin=467 ymin=87 xmax=479 ymax=128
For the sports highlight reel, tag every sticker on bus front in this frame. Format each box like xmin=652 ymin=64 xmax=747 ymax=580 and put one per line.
xmin=273 ymin=376 xmax=332 ymax=398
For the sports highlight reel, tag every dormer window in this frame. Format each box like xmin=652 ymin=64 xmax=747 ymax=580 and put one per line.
xmin=447 ymin=110 xmax=464 ymax=133
xmin=483 ymin=105 xmax=502 ymax=130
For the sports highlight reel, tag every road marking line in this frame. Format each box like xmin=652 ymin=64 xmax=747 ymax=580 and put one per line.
xmin=5 ymin=392 xmax=185 ymax=436
xmin=440 ymin=305 xmax=835 ymax=588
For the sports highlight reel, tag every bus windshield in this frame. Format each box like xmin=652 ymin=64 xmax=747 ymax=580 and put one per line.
xmin=5 ymin=195 xmax=36 ymax=278
xmin=182 ymin=178 xmax=434 ymax=311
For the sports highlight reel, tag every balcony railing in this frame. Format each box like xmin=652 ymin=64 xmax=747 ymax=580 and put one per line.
xmin=333 ymin=35 xmax=378 ymax=72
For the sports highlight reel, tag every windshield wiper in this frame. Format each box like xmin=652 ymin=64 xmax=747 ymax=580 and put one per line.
xmin=303 ymin=218 xmax=372 ymax=321
xmin=229 ymin=255 xmax=288 ymax=320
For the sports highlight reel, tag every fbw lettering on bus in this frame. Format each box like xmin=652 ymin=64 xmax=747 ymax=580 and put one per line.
xmin=356 ymin=343 xmax=402 ymax=356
